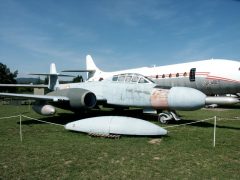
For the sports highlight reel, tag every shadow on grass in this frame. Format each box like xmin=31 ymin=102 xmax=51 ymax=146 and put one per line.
xmin=20 ymin=109 xmax=159 ymax=125
xmin=19 ymin=108 xmax=240 ymax=131
xmin=175 ymin=119 xmax=240 ymax=130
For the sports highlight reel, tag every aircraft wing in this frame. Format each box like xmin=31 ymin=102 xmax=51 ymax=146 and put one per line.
xmin=0 ymin=93 xmax=69 ymax=102
xmin=0 ymin=84 xmax=48 ymax=88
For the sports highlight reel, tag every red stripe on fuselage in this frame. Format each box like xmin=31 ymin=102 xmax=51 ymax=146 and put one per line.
xmin=206 ymin=76 xmax=240 ymax=83
xmin=149 ymin=71 xmax=239 ymax=83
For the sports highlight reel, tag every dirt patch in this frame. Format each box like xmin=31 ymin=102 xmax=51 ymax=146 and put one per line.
xmin=148 ymin=138 xmax=162 ymax=145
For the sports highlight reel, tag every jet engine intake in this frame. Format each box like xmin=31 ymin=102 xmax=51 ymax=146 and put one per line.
xmin=47 ymin=88 xmax=97 ymax=109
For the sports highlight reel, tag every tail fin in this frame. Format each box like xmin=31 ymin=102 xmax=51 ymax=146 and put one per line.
xmin=48 ymin=63 xmax=59 ymax=91
xmin=61 ymin=55 xmax=102 ymax=80
xmin=86 ymin=55 xmax=102 ymax=79
xmin=30 ymin=63 xmax=73 ymax=91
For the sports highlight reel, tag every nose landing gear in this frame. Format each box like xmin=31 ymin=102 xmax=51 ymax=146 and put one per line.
xmin=158 ymin=111 xmax=181 ymax=124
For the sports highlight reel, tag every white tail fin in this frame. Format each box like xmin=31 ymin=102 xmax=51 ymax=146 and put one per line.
xmin=50 ymin=63 xmax=57 ymax=74
xmin=48 ymin=63 xmax=59 ymax=91
xmin=86 ymin=55 xmax=102 ymax=79
xmin=86 ymin=55 xmax=100 ymax=71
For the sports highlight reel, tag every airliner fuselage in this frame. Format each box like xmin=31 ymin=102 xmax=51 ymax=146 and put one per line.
xmin=145 ymin=59 xmax=240 ymax=95
xmin=88 ymin=58 xmax=240 ymax=96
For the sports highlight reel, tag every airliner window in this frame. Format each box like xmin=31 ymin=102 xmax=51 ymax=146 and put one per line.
xmin=189 ymin=68 xmax=196 ymax=82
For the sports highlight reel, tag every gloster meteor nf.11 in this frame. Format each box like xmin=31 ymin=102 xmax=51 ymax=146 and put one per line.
xmin=0 ymin=63 xmax=209 ymax=124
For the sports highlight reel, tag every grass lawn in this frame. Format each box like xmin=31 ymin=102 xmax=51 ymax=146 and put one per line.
xmin=0 ymin=104 xmax=239 ymax=179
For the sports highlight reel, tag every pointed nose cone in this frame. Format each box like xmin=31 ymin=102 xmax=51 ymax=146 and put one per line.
xmin=168 ymin=87 xmax=206 ymax=110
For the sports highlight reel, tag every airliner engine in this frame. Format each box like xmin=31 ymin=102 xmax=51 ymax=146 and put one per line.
xmin=47 ymin=88 xmax=97 ymax=109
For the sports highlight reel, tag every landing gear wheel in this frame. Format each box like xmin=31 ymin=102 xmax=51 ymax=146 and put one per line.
xmin=158 ymin=114 xmax=169 ymax=124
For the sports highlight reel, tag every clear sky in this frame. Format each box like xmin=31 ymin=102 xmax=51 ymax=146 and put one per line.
xmin=0 ymin=0 xmax=240 ymax=78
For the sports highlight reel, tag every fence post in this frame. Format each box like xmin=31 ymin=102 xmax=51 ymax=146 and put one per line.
xmin=19 ymin=114 xmax=23 ymax=142
xmin=213 ymin=116 xmax=217 ymax=147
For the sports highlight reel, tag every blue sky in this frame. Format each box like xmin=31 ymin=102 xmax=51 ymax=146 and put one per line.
xmin=0 ymin=0 xmax=240 ymax=78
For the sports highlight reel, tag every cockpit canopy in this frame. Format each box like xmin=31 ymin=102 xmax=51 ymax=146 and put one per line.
xmin=112 ymin=73 xmax=154 ymax=84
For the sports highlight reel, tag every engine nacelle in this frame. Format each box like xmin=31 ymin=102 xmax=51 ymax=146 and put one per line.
xmin=32 ymin=104 xmax=56 ymax=116
xmin=47 ymin=88 xmax=97 ymax=109
xmin=151 ymin=87 xmax=206 ymax=110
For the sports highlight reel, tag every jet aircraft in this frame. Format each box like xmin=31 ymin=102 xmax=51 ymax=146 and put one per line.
xmin=0 ymin=63 xmax=209 ymax=123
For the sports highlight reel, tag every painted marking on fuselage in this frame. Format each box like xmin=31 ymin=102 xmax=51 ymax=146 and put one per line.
xmin=206 ymin=76 xmax=240 ymax=83
xmin=147 ymin=71 xmax=239 ymax=84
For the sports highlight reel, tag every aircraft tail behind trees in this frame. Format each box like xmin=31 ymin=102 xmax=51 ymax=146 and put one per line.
xmin=61 ymin=55 xmax=104 ymax=81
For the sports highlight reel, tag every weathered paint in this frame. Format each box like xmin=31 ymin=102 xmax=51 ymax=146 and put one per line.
xmin=150 ymin=89 xmax=169 ymax=109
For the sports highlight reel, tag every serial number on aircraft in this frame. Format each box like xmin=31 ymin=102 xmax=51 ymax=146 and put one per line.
xmin=126 ymin=89 xmax=150 ymax=95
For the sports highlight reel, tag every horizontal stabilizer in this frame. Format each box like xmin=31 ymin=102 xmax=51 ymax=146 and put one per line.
xmin=61 ymin=70 xmax=96 ymax=73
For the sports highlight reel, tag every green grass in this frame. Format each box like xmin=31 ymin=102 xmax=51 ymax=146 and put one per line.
xmin=0 ymin=104 xmax=239 ymax=179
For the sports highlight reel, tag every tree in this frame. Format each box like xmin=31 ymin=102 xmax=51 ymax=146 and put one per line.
xmin=0 ymin=63 xmax=18 ymax=83
xmin=0 ymin=63 xmax=18 ymax=92
xmin=44 ymin=77 xmax=48 ymax=85
xmin=72 ymin=75 xmax=84 ymax=83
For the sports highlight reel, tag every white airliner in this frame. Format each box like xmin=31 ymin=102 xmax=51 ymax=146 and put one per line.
xmin=75 ymin=55 xmax=240 ymax=97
